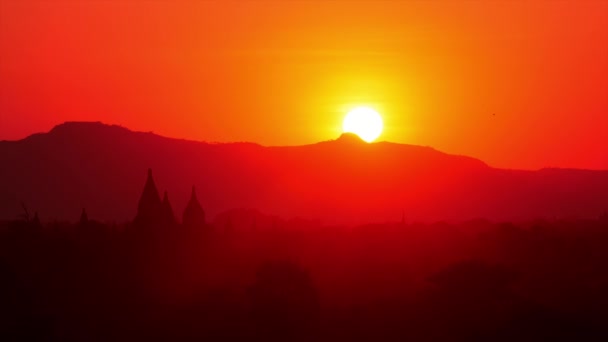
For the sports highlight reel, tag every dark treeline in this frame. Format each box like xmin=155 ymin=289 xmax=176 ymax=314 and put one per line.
xmin=1 ymin=171 xmax=608 ymax=341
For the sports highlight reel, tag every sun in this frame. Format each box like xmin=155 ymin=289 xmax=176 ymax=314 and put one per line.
xmin=342 ymin=106 xmax=384 ymax=142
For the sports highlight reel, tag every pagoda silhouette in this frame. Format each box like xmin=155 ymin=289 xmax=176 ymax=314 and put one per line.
xmin=183 ymin=186 xmax=206 ymax=228
xmin=134 ymin=169 xmax=205 ymax=228
xmin=161 ymin=191 xmax=177 ymax=226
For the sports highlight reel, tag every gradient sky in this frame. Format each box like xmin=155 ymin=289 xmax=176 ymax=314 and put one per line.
xmin=1 ymin=0 xmax=607 ymax=169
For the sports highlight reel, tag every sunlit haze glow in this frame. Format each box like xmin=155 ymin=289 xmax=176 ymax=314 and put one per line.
xmin=0 ymin=0 xmax=606 ymax=169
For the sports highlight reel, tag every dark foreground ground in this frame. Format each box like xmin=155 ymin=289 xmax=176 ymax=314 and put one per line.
xmin=2 ymin=215 xmax=608 ymax=341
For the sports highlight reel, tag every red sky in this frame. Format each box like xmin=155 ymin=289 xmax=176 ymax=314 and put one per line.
xmin=0 ymin=0 xmax=607 ymax=170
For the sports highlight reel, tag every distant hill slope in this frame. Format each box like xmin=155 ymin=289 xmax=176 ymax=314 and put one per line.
xmin=1 ymin=122 xmax=607 ymax=223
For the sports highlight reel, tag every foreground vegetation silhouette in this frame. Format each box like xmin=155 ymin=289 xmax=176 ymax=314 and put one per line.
xmin=1 ymin=169 xmax=608 ymax=341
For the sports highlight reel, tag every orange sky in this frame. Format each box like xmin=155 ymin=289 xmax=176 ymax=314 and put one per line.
xmin=1 ymin=0 xmax=607 ymax=169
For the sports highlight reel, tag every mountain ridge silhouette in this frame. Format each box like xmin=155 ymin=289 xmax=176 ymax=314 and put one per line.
xmin=1 ymin=121 xmax=607 ymax=223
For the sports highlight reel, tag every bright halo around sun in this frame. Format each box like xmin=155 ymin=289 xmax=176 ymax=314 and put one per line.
xmin=342 ymin=106 xmax=384 ymax=142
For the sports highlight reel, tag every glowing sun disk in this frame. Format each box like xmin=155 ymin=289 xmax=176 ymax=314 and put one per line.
xmin=342 ymin=107 xmax=383 ymax=142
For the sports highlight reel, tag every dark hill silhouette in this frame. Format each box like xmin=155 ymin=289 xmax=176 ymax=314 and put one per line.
xmin=1 ymin=121 xmax=607 ymax=223
xmin=335 ymin=132 xmax=366 ymax=145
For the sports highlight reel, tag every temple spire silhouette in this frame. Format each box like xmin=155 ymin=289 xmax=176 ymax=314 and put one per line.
xmin=161 ymin=191 xmax=176 ymax=225
xmin=31 ymin=211 xmax=41 ymax=228
xmin=79 ymin=208 xmax=89 ymax=227
xmin=183 ymin=186 xmax=206 ymax=228
xmin=134 ymin=168 xmax=163 ymax=226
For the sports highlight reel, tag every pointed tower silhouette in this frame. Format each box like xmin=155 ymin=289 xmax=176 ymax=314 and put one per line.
xmin=31 ymin=211 xmax=41 ymax=228
xmin=161 ymin=191 xmax=177 ymax=226
xmin=134 ymin=168 xmax=163 ymax=226
xmin=79 ymin=208 xmax=89 ymax=227
xmin=183 ymin=186 xmax=206 ymax=228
